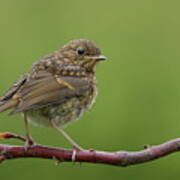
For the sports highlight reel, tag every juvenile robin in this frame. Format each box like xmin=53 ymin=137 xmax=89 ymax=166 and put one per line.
xmin=0 ymin=39 xmax=106 ymax=150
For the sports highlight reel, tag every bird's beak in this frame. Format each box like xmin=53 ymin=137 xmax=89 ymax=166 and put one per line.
xmin=93 ymin=55 xmax=107 ymax=61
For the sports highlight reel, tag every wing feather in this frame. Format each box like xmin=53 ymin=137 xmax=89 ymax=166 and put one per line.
xmin=11 ymin=70 xmax=92 ymax=113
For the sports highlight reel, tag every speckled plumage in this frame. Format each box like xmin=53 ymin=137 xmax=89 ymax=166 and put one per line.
xmin=0 ymin=39 xmax=106 ymax=148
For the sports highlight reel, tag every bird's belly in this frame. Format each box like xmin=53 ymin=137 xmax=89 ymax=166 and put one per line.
xmin=26 ymin=92 xmax=97 ymax=128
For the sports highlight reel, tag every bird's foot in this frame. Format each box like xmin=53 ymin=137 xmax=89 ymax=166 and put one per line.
xmin=71 ymin=144 xmax=83 ymax=162
xmin=24 ymin=136 xmax=36 ymax=151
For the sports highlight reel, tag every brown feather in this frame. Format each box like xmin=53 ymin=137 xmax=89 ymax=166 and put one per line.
xmin=0 ymin=75 xmax=27 ymax=101
xmin=0 ymin=99 xmax=18 ymax=112
xmin=10 ymin=70 xmax=93 ymax=113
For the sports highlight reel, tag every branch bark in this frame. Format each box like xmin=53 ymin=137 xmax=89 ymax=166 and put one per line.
xmin=0 ymin=134 xmax=180 ymax=166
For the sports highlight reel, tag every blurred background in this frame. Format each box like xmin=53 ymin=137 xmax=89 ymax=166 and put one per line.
xmin=0 ymin=0 xmax=180 ymax=179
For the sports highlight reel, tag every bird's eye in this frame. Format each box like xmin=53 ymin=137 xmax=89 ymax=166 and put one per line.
xmin=77 ymin=49 xmax=85 ymax=55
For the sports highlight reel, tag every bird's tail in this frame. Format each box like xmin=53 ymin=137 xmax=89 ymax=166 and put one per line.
xmin=0 ymin=99 xmax=18 ymax=112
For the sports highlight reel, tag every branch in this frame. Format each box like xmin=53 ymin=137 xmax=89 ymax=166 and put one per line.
xmin=0 ymin=133 xmax=180 ymax=166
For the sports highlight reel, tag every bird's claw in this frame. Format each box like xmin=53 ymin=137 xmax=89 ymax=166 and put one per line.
xmin=24 ymin=137 xmax=35 ymax=151
xmin=71 ymin=145 xmax=83 ymax=162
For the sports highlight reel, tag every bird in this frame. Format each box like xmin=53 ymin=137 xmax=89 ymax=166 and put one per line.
xmin=0 ymin=39 xmax=106 ymax=150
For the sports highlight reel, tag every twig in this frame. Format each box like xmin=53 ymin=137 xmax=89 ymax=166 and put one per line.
xmin=0 ymin=132 xmax=26 ymax=142
xmin=0 ymin=132 xmax=180 ymax=166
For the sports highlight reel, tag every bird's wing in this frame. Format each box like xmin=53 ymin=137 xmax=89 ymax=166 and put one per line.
xmin=11 ymin=70 xmax=92 ymax=113
xmin=0 ymin=75 xmax=28 ymax=101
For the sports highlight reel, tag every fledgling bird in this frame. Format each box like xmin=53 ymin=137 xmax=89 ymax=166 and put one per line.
xmin=0 ymin=39 xmax=106 ymax=150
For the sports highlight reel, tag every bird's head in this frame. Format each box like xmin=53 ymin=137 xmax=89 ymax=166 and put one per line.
xmin=59 ymin=39 xmax=106 ymax=72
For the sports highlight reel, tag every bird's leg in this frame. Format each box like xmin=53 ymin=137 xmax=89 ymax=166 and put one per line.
xmin=51 ymin=122 xmax=83 ymax=162
xmin=51 ymin=121 xmax=83 ymax=151
xmin=24 ymin=113 xmax=35 ymax=147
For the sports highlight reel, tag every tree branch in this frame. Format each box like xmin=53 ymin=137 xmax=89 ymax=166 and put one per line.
xmin=0 ymin=132 xmax=180 ymax=166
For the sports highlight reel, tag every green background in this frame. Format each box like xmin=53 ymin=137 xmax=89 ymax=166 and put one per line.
xmin=0 ymin=0 xmax=180 ymax=179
